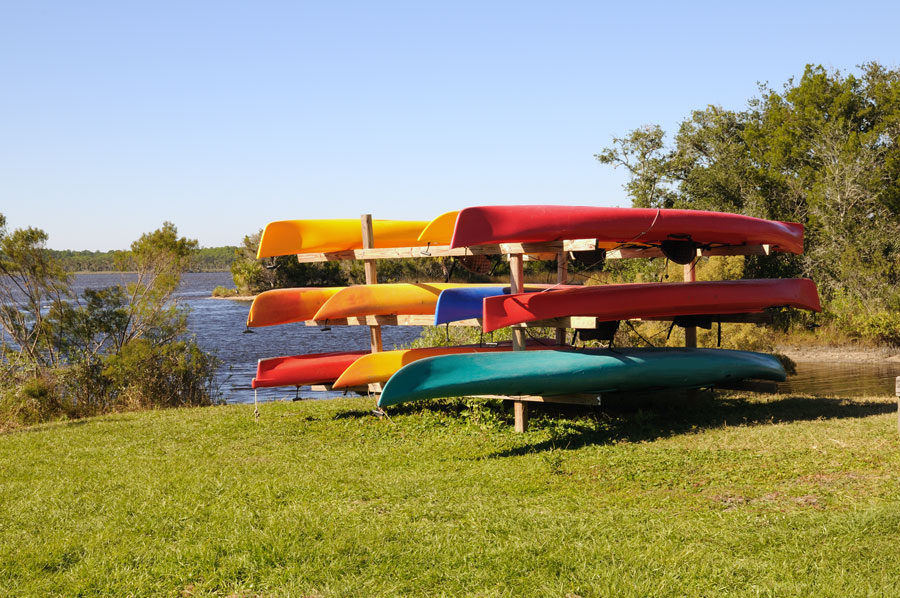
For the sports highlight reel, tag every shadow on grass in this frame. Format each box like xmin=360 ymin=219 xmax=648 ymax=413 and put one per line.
xmin=374 ymin=392 xmax=896 ymax=454
xmin=495 ymin=393 xmax=896 ymax=456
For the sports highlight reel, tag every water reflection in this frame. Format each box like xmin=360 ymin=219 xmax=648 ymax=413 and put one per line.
xmin=778 ymin=361 xmax=900 ymax=398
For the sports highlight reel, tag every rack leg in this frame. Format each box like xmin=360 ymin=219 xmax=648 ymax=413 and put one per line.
xmin=514 ymin=400 xmax=529 ymax=433
xmin=895 ymin=376 xmax=899 ymax=435
xmin=683 ymin=259 xmax=697 ymax=348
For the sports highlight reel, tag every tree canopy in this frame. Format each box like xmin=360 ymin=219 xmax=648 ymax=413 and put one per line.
xmin=597 ymin=63 xmax=900 ymax=341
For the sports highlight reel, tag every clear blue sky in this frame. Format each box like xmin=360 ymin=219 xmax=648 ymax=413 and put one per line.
xmin=1 ymin=1 xmax=897 ymax=250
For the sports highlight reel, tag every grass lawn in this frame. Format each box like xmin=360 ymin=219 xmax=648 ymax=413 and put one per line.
xmin=1 ymin=392 xmax=899 ymax=597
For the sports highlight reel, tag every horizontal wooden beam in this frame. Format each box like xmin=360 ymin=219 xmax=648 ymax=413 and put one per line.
xmin=605 ymin=244 xmax=773 ymax=260
xmin=295 ymin=239 xmax=598 ymax=262
xmin=305 ymin=315 xmax=599 ymax=328
xmin=308 ymin=384 xmax=370 ymax=393
xmin=473 ymin=393 xmax=603 ymax=406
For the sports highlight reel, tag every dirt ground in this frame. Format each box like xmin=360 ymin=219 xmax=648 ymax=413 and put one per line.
xmin=777 ymin=345 xmax=900 ymax=363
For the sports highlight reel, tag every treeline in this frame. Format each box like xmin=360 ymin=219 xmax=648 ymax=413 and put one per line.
xmin=48 ymin=246 xmax=238 ymax=272
xmin=596 ymin=62 xmax=900 ymax=345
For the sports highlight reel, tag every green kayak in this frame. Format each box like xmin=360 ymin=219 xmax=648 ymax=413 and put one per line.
xmin=377 ymin=348 xmax=786 ymax=407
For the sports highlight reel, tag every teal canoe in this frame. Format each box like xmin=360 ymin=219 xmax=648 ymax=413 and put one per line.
xmin=377 ymin=348 xmax=786 ymax=407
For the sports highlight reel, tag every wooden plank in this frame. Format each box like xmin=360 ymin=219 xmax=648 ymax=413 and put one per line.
xmin=683 ymin=259 xmax=697 ymax=348
xmin=476 ymin=393 xmax=603 ymax=406
xmin=303 ymin=315 xmax=598 ymax=328
xmin=509 ymin=254 xmax=527 ymax=352
xmin=304 ymin=314 xmax=775 ymax=328
xmin=617 ymin=313 xmax=774 ymax=325
xmin=896 ymin=376 xmax=899 ymax=435
xmin=513 ymin=401 xmax=529 ymax=433
xmin=361 ymin=214 xmax=383 ymax=354
xmin=556 ymin=251 xmax=568 ymax=346
xmin=509 ymin=252 xmax=528 ymax=432
xmin=310 ymin=384 xmax=370 ymax=393
xmin=605 ymin=244 xmax=776 ymax=261
xmin=295 ymin=239 xmax=598 ymax=262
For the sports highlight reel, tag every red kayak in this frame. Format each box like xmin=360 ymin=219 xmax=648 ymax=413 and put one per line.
xmin=251 ymin=351 xmax=368 ymax=389
xmin=482 ymin=278 xmax=821 ymax=332
xmin=449 ymin=206 xmax=804 ymax=255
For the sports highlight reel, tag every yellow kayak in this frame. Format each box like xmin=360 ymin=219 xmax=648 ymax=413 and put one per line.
xmin=333 ymin=343 xmax=554 ymax=388
xmin=417 ymin=211 xmax=459 ymax=244
xmin=246 ymin=287 xmax=342 ymax=327
xmin=257 ymin=211 xmax=459 ymax=258
xmin=313 ymin=283 xmax=493 ymax=320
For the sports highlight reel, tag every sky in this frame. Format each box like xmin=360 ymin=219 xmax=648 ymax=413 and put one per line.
xmin=1 ymin=1 xmax=898 ymax=250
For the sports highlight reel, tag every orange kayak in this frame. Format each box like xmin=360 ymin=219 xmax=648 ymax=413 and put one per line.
xmin=313 ymin=283 xmax=494 ymax=320
xmin=246 ymin=287 xmax=342 ymax=327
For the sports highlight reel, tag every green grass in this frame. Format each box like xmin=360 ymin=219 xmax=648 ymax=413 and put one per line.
xmin=2 ymin=392 xmax=900 ymax=597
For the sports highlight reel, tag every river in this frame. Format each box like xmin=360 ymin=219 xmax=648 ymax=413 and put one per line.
xmin=25 ymin=273 xmax=900 ymax=404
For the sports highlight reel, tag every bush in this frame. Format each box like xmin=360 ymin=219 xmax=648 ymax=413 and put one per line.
xmin=847 ymin=312 xmax=900 ymax=346
xmin=1 ymin=218 xmax=222 ymax=431
xmin=212 ymin=285 xmax=239 ymax=297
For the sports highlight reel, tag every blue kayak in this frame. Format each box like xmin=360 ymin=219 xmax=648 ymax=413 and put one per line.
xmin=377 ymin=348 xmax=786 ymax=407
xmin=434 ymin=286 xmax=552 ymax=325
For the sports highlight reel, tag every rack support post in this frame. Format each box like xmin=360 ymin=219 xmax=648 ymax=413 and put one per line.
xmin=556 ymin=251 xmax=568 ymax=346
xmin=509 ymin=252 xmax=529 ymax=432
xmin=683 ymin=259 xmax=697 ymax=348
xmin=361 ymin=214 xmax=382 ymax=353
xmin=896 ymin=376 xmax=899 ymax=435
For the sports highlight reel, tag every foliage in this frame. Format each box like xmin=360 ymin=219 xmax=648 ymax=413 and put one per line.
xmin=0 ymin=216 xmax=220 ymax=429
xmin=596 ymin=63 xmax=900 ymax=342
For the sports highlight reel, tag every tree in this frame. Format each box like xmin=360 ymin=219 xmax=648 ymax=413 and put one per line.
xmin=595 ymin=63 xmax=900 ymax=341
xmin=1 ymin=217 xmax=220 ymax=427
xmin=0 ymin=215 xmax=72 ymax=368
xmin=595 ymin=124 xmax=678 ymax=208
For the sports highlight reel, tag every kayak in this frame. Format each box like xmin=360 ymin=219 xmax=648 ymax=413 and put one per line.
xmin=257 ymin=212 xmax=458 ymax=258
xmin=482 ymin=278 xmax=821 ymax=332
xmin=433 ymin=285 xmax=560 ymax=325
xmin=246 ymin=287 xmax=342 ymax=327
xmin=313 ymin=283 xmax=496 ymax=320
xmin=377 ymin=348 xmax=787 ymax=407
xmin=449 ymin=206 xmax=804 ymax=254
xmin=251 ymin=351 xmax=369 ymax=389
xmin=416 ymin=211 xmax=460 ymax=245
xmin=332 ymin=342 xmax=556 ymax=388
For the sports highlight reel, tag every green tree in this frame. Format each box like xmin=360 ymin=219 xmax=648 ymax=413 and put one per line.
xmin=0 ymin=215 xmax=72 ymax=368
xmin=1 ymin=216 xmax=220 ymax=427
xmin=595 ymin=124 xmax=678 ymax=208
xmin=596 ymin=63 xmax=900 ymax=342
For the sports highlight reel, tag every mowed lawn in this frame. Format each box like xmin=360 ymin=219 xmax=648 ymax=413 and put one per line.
xmin=1 ymin=392 xmax=899 ymax=597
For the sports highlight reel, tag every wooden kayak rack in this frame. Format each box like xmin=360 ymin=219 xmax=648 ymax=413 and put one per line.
xmin=294 ymin=214 xmax=781 ymax=432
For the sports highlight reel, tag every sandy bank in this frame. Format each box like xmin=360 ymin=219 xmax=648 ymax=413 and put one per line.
xmin=777 ymin=345 xmax=900 ymax=363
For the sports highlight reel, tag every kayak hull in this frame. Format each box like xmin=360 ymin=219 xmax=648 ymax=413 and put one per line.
xmin=449 ymin=205 xmax=804 ymax=254
xmin=247 ymin=287 xmax=342 ymax=327
xmin=433 ymin=285 xmax=558 ymax=325
xmin=377 ymin=348 xmax=787 ymax=407
xmin=332 ymin=342 xmax=554 ymax=388
xmin=251 ymin=351 xmax=369 ymax=389
xmin=483 ymin=278 xmax=821 ymax=332
xmin=314 ymin=283 xmax=496 ymax=320
xmin=257 ymin=212 xmax=458 ymax=258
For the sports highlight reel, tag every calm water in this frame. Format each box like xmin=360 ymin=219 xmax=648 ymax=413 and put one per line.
xmin=71 ymin=272 xmax=422 ymax=404
xmin=14 ymin=273 xmax=900 ymax=403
